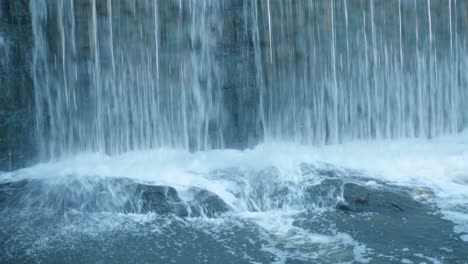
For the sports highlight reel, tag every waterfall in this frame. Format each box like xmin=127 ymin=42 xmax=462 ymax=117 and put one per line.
xmin=30 ymin=0 xmax=468 ymax=160
xmin=4 ymin=1 xmax=468 ymax=261
xmin=31 ymin=0 xmax=226 ymax=159
xmin=257 ymin=0 xmax=468 ymax=144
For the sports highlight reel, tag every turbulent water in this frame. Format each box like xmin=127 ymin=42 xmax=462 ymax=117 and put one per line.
xmin=2 ymin=133 xmax=468 ymax=263
xmin=2 ymin=0 xmax=468 ymax=263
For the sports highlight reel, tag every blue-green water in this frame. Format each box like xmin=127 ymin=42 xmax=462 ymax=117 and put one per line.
xmin=2 ymin=137 xmax=468 ymax=263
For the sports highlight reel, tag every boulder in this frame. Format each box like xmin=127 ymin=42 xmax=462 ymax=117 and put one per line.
xmin=187 ymin=188 xmax=231 ymax=217
xmin=136 ymin=184 xmax=189 ymax=216
xmin=0 ymin=179 xmax=29 ymax=208
xmin=304 ymin=178 xmax=343 ymax=208
xmin=0 ymin=177 xmax=230 ymax=218
xmin=340 ymin=183 xmax=421 ymax=213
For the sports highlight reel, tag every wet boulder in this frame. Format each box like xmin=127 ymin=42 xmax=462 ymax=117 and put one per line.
xmin=304 ymin=178 xmax=343 ymax=208
xmin=339 ymin=183 xmax=421 ymax=213
xmin=186 ymin=188 xmax=231 ymax=217
xmin=0 ymin=179 xmax=29 ymax=208
xmin=0 ymin=178 xmax=230 ymax=218
xmin=136 ymin=184 xmax=190 ymax=216
xmin=0 ymin=177 xmax=137 ymax=214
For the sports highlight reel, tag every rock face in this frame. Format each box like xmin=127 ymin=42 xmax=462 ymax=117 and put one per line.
xmin=0 ymin=0 xmax=35 ymax=171
xmin=0 ymin=177 xmax=231 ymax=217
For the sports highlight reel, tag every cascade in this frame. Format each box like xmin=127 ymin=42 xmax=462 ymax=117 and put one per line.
xmin=31 ymin=0 xmax=227 ymax=159
xmin=1 ymin=1 xmax=468 ymax=262
xmin=256 ymin=0 xmax=468 ymax=144
xmin=30 ymin=0 xmax=468 ymax=156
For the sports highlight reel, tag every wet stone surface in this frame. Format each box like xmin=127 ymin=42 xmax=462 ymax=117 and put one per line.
xmin=0 ymin=177 xmax=231 ymax=218
xmin=0 ymin=165 xmax=467 ymax=263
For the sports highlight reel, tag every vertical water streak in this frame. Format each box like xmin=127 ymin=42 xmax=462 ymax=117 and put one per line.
xmin=330 ymin=0 xmax=339 ymax=143
xmin=153 ymin=0 xmax=159 ymax=80
xmin=266 ymin=0 xmax=273 ymax=64
xmin=30 ymin=0 xmax=49 ymax=158
xmin=108 ymin=0 xmax=115 ymax=78
xmin=427 ymin=0 xmax=432 ymax=43
xmin=343 ymin=0 xmax=349 ymax=71
xmin=398 ymin=0 xmax=403 ymax=65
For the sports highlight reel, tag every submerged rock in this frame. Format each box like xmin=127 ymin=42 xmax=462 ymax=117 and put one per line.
xmin=0 ymin=179 xmax=29 ymax=208
xmin=187 ymin=188 xmax=231 ymax=217
xmin=335 ymin=202 xmax=352 ymax=212
xmin=0 ymin=177 xmax=230 ymax=218
xmin=137 ymin=184 xmax=189 ymax=216
xmin=304 ymin=178 xmax=344 ymax=209
xmin=342 ymin=183 xmax=420 ymax=213
xmin=411 ymin=188 xmax=435 ymax=202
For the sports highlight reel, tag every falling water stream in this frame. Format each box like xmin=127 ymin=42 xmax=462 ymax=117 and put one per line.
xmin=29 ymin=0 xmax=468 ymax=158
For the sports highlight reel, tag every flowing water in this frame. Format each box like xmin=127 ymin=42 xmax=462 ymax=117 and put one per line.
xmin=2 ymin=0 xmax=468 ymax=263
xmin=31 ymin=0 xmax=468 ymax=157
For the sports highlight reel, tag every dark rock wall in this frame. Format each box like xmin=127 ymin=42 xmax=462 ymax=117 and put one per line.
xmin=0 ymin=0 xmax=35 ymax=171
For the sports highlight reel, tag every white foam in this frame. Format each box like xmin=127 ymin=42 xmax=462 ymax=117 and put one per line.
xmin=2 ymin=130 xmax=468 ymax=253
xmin=237 ymin=210 xmax=370 ymax=263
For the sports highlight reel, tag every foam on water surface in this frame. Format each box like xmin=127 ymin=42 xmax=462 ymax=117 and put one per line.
xmin=2 ymin=131 xmax=468 ymax=262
